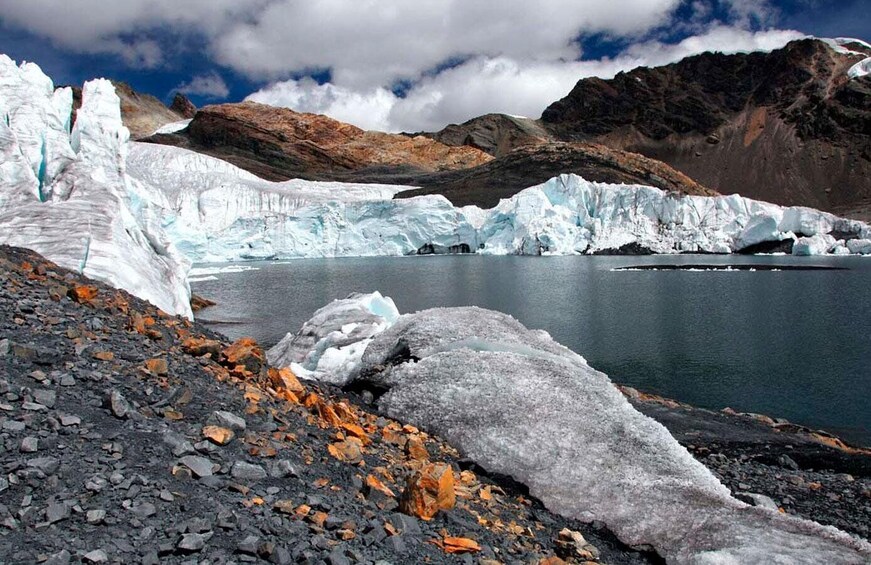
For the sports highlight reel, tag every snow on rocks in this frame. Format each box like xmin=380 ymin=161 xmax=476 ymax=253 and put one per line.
xmin=281 ymin=299 xmax=871 ymax=563
xmin=0 ymin=56 xmax=193 ymax=318
xmin=267 ymin=292 xmax=400 ymax=385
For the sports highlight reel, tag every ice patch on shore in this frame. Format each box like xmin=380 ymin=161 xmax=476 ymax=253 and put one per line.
xmin=275 ymin=297 xmax=871 ymax=563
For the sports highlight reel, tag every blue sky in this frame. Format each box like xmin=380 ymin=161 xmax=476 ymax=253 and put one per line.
xmin=0 ymin=0 xmax=867 ymax=131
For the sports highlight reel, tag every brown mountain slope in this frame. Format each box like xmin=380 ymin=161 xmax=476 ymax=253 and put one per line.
xmin=145 ymin=101 xmax=492 ymax=182
xmin=540 ymin=38 xmax=871 ymax=211
xmin=420 ymin=113 xmax=554 ymax=157
xmin=401 ymin=142 xmax=716 ymax=207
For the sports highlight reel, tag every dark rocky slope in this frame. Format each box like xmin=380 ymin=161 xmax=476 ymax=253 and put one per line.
xmin=398 ymin=142 xmax=716 ymax=208
xmin=541 ymin=38 xmax=871 ymax=212
xmin=0 ymin=246 xmax=657 ymax=565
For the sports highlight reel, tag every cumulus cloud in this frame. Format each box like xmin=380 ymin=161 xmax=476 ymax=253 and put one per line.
xmin=247 ymin=26 xmax=805 ymax=132
xmin=176 ymin=72 xmax=230 ymax=99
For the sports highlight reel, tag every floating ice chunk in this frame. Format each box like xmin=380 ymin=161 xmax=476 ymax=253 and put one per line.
xmin=267 ymin=291 xmax=399 ymax=384
xmin=846 ymin=239 xmax=871 ymax=254
xmin=792 ymin=234 xmax=836 ymax=256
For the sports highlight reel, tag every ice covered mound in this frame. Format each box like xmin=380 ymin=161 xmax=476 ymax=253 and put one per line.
xmin=126 ymin=138 xmax=871 ymax=260
xmin=0 ymin=56 xmax=193 ymax=318
xmin=275 ymin=300 xmax=871 ymax=563
xmin=267 ymin=292 xmax=399 ymax=384
xmin=478 ymin=174 xmax=871 ymax=255
xmin=126 ymin=142 xmax=478 ymax=261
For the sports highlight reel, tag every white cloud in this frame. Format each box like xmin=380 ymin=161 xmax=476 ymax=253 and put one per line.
xmin=176 ymin=72 xmax=230 ymax=99
xmin=247 ymin=26 xmax=805 ymax=133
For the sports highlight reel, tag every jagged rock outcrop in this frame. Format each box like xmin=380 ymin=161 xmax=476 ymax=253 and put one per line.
xmin=145 ymin=101 xmax=492 ymax=182
xmin=540 ymin=38 xmax=871 ymax=212
xmin=170 ymin=92 xmax=197 ymax=119
xmin=401 ymin=142 xmax=716 ymax=207
xmin=419 ymin=113 xmax=553 ymax=158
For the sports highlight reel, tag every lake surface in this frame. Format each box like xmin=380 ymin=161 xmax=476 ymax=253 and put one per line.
xmin=192 ymin=254 xmax=871 ymax=446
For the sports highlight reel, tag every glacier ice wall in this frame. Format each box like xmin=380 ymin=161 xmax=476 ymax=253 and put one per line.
xmin=272 ymin=299 xmax=871 ymax=563
xmin=125 ymin=142 xmax=870 ymax=262
xmin=0 ymin=56 xmax=193 ymax=318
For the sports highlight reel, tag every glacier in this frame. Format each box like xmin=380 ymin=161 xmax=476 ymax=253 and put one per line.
xmin=124 ymin=142 xmax=871 ymax=261
xmin=269 ymin=297 xmax=871 ymax=564
xmin=0 ymin=56 xmax=193 ymax=318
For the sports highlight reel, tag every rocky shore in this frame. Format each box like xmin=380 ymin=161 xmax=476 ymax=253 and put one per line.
xmin=1 ymin=244 xmax=868 ymax=564
xmin=0 ymin=245 xmax=656 ymax=564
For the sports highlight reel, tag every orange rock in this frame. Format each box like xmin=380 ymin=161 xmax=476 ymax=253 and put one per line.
xmin=309 ymin=511 xmax=328 ymax=528
xmin=405 ymin=436 xmax=429 ymax=461
xmin=223 ymin=337 xmax=265 ymax=374
xmin=382 ymin=428 xmax=407 ymax=447
xmin=366 ymin=475 xmax=396 ymax=498
xmin=442 ymin=537 xmax=481 ymax=554
xmin=202 ymin=425 xmax=235 ymax=445
xmin=327 ymin=438 xmax=364 ymax=464
xmin=182 ymin=337 xmax=222 ymax=358
xmin=295 ymin=504 xmax=312 ymax=517
xmin=268 ymin=367 xmax=305 ymax=396
xmin=399 ymin=463 xmax=456 ymax=520
xmin=145 ymin=358 xmax=168 ymax=375
xmin=68 ymin=285 xmax=99 ymax=304
xmin=93 ymin=351 xmax=114 ymax=362
xmin=341 ymin=423 xmax=369 ymax=444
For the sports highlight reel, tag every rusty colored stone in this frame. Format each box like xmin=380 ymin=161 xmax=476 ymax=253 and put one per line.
xmin=405 ymin=436 xmax=429 ymax=461
xmin=202 ymin=425 xmax=235 ymax=445
xmin=365 ymin=475 xmax=396 ymax=498
xmin=92 ymin=351 xmax=114 ymax=362
xmin=144 ymin=358 xmax=168 ymax=375
xmin=327 ymin=437 xmax=364 ymax=464
xmin=268 ymin=367 xmax=305 ymax=396
xmin=68 ymin=285 xmax=99 ymax=304
xmin=223 ymin=337 xmax=265 ymax=374
xmin=399 ymin=463 xmax=456 ymax=521
xmin=442 ymin=537 xmax=481 ymax=554
xmin=182 ymin=337 xmax=222 ymax=358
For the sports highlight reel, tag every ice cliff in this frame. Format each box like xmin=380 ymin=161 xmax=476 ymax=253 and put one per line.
xmin=125 ymin=142 xmax=871 ymax=261
xmin=0 ymin=56 xmax=192 ymax=318
xmin=269 ymin=294 xmax=871 ymax=564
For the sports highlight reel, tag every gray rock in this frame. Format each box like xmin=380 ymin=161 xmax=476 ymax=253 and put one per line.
xmin=27 ymin=456 xmax=59 ymax=474
xmin=231 ymin=461 xmax=267 ymax=481
xmin=2 ymin=419 xmax=26 ymax=432
xmin=270 ymin=460 xmax=298 ymax=478
xmin=0 ymin=338 xmax=9 ymax=357
xmin=237 ymin=535 xmax=260 ymax=555
xmin=778 ymin=454 xmax=800 ymax=470
xmin=82 ymin=549 xmax=108 ymax=563
xmin=0 ymin=478 xmax=8 ymax=493
xmin=20 ymin=437 xmax=38 ymax=453
xmin=107 ymin=390 xmax=130 ymax=419
xmin=59 ymin=374 xmax=75 ymax=387
xmin=327 ymin=548 xmax=351 ymax=565
xmin=390 ymin=512 xmax=421 ymax=535
xmin=269 ymin=546 xmax=293 ymax=565
xmin=209 ymin=411 xmax=246 ymax=431
xmin=45 ymin=502 xmax=70 ymax=523
xmin=22 ymin=401 xmax=47 ymax=411
xmin=178 ymin=532 xmax=209 ymax=553
xmin=179 ymin=455 xmax=216 ymax=478
xmin=86 ymin=476 xmax=108 ymax=492
xmin=59 ymin=414 xmax=81 ymax=426
xmin=44 ymin=549 xmax=71 ymax=565
xmin=737 ymin=492 xmax=780 ymax=511
xmin=33 ymin=389 xmax=56 ymax=408
xmin=130 ymin=502 xmax=157 ymax=518
xmin=87 ymin=509 xmax=106 ymax=524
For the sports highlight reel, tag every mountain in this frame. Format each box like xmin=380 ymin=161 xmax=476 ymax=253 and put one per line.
xmin=145 ymin=103 xmax=711 ymax=207
xmin=145 ymin=101 xmax=492 ymax=183
xmin=540 ymin=38 xmax=871 ymax=215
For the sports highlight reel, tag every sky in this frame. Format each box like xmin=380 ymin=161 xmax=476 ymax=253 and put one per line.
xmin=0 ymin=0 xmax=867 ymax=133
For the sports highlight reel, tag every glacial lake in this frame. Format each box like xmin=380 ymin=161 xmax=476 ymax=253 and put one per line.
xmin=191 ymin=255 xmax=871 ymax=447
